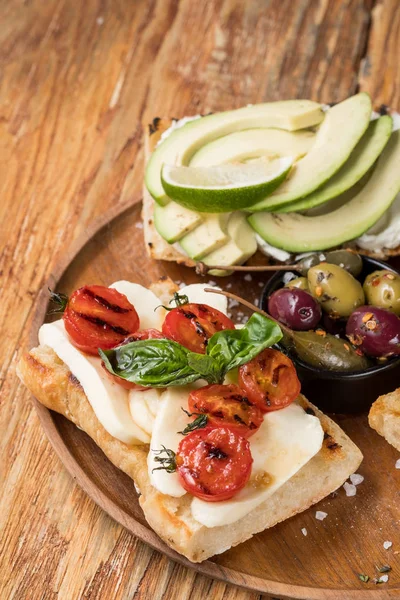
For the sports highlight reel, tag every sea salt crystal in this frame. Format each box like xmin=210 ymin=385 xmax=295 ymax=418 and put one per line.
xmin=350 ymin=473 xmax=364 ymax=486
xmin=343 ymin=482 xmax=357 ymax=497
xmin=244 ymin=274 xmax=252 ymax=282
xmin=253 ymin=298 xmax=259 ymax=307
xmin=135 ymin=221 xmax=143 ymax=229
xmin=378 ymin=574 xmax=389 ymax=583
xmin=258 ymin=281 xmax=264 ymax=287
xmin=96 ymin=16 xmax=104 ymax=25
xmin=226 ymin=283 xmax=232 ymax=289
xmin=228 ymin=298 xmax=239 ymax=308
xmin=207 ymin=280 xmax=217 ymax=286
xmin=383 ymin=541 xmax=392 ymax=550
xmin=301 ymin=528 xmax=307 ymax=536
xmin=315 ymin=511 xmax=328 ymax=521
xmin=395 ymin=458 xmax=400 ymax=469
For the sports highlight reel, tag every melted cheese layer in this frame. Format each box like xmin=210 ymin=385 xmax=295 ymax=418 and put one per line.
xmin=39 ymin=320 xmax=149 ymax=444
xmin=191 ymin=402 xmax=323 ymax=526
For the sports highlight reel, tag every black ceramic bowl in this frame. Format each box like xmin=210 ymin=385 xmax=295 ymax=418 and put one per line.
xmin=260 ymin=255 xmax=400 ymax=414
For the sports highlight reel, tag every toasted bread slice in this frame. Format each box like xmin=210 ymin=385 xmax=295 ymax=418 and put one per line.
xmin=142 ymin=119 xmax=195 ymax=267
xmin=143 ymin=117 xmax=400 ymax=263
xmin=17 ymin=280 xmax=363 ymax=562
xmin=369 ymin=388 xmax=400 ymax=452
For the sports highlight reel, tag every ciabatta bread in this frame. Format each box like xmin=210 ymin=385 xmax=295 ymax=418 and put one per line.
xmin=369 ymin=388 xmax=400 ymax=452
xmin=17 ymin=279 xmax=363 ymax=562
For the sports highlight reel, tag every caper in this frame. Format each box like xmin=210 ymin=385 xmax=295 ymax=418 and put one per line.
xmin=285 ymin=276 xmax=309 ymax=291
xmin=307 ymin=263 xmax=365 ymax=318
xmin=296 ymin=253 xmax=324 ymax=276
xmin=281 ymin=330 xmax=371 ymax=371
xmin=324 ymin=249 xmax=363 ymax=277
xmin=363 ymin=269 xmax=400 ymax=315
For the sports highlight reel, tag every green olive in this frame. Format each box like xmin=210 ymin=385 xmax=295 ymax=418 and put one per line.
xmin=285 ymin=276 xmax=309 ymax=291
xmin=308 ymin=263 xmax=365 ymax=318
xmin=363 ymin=270 xmax=400 ymax=315
xmin=324 ymin=249 xmax=363 ymax=277
xmin=281 ymin=331 xmax=371 ymax=371
xmin=296 ymin=253 xmax=322 ymax=276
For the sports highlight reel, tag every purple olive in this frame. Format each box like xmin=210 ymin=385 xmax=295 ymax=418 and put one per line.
xmin=268 ymin=288 xmax=322 ymax=330
xmin=346 ymin=305 xmax=400 ymax=357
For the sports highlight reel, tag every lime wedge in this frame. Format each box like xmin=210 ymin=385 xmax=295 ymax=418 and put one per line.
xmin=161 ymin=157 xmax=293 ymax=213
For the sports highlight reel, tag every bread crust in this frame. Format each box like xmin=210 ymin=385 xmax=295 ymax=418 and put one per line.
xmin=17 ymin=283 xmax=363 ymax=562
xmin=142 ymin=120 xmax=195 ymax=267
xmin=369 ymin=387 xmax=400 ymax=452
xmin=143 ymin=117 xmax=400 ymax=263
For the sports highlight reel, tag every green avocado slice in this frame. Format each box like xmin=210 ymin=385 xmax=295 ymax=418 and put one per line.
xmin=154 ymin=202 xmax=203 ymax=243
xmin=249 ymin=93 xmax=372 ymax=211
xmin=248 ymin=129 xmax=400 ymax=252
xmin=145 ymin=101 xmax=324 ymax=206
xmin=278 ymin=115 xmax=393 ymax=213
xmin=189 ymin=128 xmax=316 ymax=166
xmin=179 ymin=213 xmax=230 ymax=260
xmin=202 ymin=212 xmax=258 ymax=276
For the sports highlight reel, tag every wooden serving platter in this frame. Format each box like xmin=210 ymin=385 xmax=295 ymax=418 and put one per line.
xmin=29 ymin=199 xmax=400 ymax=600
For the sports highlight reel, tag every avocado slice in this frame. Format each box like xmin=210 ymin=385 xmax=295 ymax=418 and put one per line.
xmin=179 ymin=213 xmax=231 ymax=260
xmin=250 ymin=93 xmax=372 ymax=211
xmin=278 ymin=115 xmax=392 ymax=213
xmin=248 ymin=129 xmax=400 ymax=252
xmin=189 ymin=128 xmax=316 ymax=167
xmin=202 ymin=212 xmax=258 ymax=276
xmin=146 ymin=101 xmax=324 ymax=206
xmin=154 ymin=202 xmax=203 ymax=243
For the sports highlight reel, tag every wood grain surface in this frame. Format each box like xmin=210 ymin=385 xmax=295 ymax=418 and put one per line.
xmin=1 ymin=1 xmax=399 ymax=599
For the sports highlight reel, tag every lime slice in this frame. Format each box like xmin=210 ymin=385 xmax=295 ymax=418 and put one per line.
xmin=161 ymin=157 xmax=293 ymax=213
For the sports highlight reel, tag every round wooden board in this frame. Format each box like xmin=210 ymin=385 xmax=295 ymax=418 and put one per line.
xmin=29 ymin=199 xmax=400 ymax=600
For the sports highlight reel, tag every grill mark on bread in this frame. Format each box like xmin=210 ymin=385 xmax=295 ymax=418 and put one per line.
xmin=68 ymin=372 xmax=82 ymax=389
xmin=25 ymin=352 xmax=52 ymax=376
xmin=323 ymin=431 xmax=342 ymax=451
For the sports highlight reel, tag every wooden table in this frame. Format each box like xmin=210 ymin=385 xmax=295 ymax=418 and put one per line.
xmin=1 ymin=1 xmax=399 ymax=598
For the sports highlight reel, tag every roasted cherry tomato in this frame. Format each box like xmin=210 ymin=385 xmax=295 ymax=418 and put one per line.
xmin=176 ymin=426 xmax=252 ymax=502
xmin=63 ymin=285 xmax=139 ymax=355
xmin=162 ymin=303 xmax=234 ymax=353
xmin=238 ymin=348 xmax=300 ymax=412
xmin=188 ymin=384 xmax=263 ymax=438
xmin=102 ymin=328 xmax=165 ymax=390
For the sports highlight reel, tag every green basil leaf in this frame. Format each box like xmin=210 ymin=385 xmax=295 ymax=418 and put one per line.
xmin=206 ymin=313 xmax=282 ymax=374
xmin=187 ymin=353 xmax=224 ymax=384
xmin=100 ymin=339 xmax=200 ymax=387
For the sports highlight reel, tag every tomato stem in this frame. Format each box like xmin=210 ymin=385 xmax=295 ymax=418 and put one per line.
xmin=178 ymin=413 xmax=208 ymax=435
xmin=47 ymin=288 xmax=69 ymax=314
xmin=152 ymin=446 xmax=177 ymax=473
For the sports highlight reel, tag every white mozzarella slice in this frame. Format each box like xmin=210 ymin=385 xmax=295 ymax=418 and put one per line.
xmin=145 ymin=391 xmax=160 ymax=417
xmin=109 ymin=281 xmax=166 ymax=330
xmin=129 ymin=388 xmax=163 ymax=435
xmin=148 ymin=386 xmax=199 ymax=497
xmin=191 ymin=402 xmax=323 ymax=527
xmin=178 ymin=283 xmax=228 ymax=316
xmin=39 ymin=320 xmax=150 ymax=444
